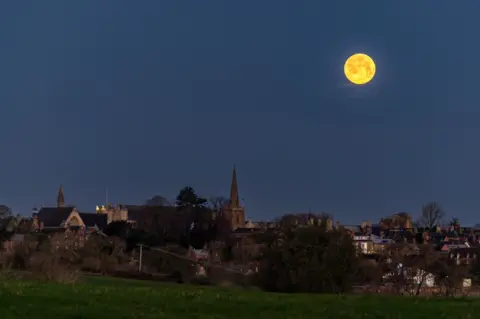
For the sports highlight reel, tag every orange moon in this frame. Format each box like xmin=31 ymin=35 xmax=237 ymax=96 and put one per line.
xmin=344 ymin=53 xmax=376 ymax=85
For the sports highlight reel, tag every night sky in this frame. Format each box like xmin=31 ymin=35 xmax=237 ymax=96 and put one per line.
xmin=1 ymin=1 xmax=480 ymax=225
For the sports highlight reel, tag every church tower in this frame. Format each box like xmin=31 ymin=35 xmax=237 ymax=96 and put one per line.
xmin=57 ymin=184 xmax=65 ymax=208
xmin=223 ymin=166 xmax=245 ymax=229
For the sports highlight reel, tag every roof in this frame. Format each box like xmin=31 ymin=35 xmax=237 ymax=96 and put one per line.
xmin=448 ymin=247 xmax=480 ymax=258
xmin=343 ymin=225 xmax=361 ymax=233
xmin=125 ymin=205 xmax=178 ymax=223
xmin=78 ymin=213 xmax=108 ymax=229
xmin=37 ymin=207 xmax=75 ymax=227
xmin=37 ymin=207 xmax=107 ymax=230
xmin=122 ymin=205 xmax=200 ymax=234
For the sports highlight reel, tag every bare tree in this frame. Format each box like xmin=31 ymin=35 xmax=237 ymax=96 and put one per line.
xmin=432 ymin=253 xmax=471 ymax=297
xmin=378 ymin=244 xmax=415 ymax=295
xmin=410 ymin=245 xmax=439 ymax=296
xmin=449 ymin=217 xmax=460 ymax=227
xmin=208 ymin=196 xmax=228 ymax=213
xmin=417 ymin=202 xmax=444 ymax=229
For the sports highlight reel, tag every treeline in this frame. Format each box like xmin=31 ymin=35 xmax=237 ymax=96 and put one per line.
xmin=252 ymin=214 xmax=480 ymax=296
xmin=2 ymin=200 xmax=480 ymax=296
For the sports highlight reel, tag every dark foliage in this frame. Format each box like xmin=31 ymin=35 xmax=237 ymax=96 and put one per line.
xmin=0 ymin=204 xmax=12 ymax=219
xmin=104 ymin=221 xmax=132 ymax=239
xmin=256 ymin=217 xmax=358 ymax=293
xmin=145 ymin=195 xmax=172 ymax=206
xmin=176 ymin=186 xmax=207 ymax=210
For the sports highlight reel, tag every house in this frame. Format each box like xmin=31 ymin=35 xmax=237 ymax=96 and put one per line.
xmin=352 ymin=234 xmax=393 ymax=255
xmin=36 ymin=185 xmax=107 ymax=228
xmin=33 ymin=205 xmax=107 ymax=250
xmin=33 ymin=185 xmax=108 ymax=241
xmin=438 ymin=241 xmax=470 ymax=253
xmin=447 ymin=247 xmax=480 ymax=265
xmin=34 ymin=206 xmax=107 ymax=233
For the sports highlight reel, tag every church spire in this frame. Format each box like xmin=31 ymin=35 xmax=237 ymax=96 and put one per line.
xmin=229 ymin=165 xmax=240 ymax=208
xmin=57 ymin=184 xmax=65 ymax=208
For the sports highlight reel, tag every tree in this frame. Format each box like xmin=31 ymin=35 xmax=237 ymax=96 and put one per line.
xmin=408 ymin=245 xmax=439 ymax=296
xmin=208 ymin=196 xmax=228 ymax=213
xmin=175 ymin=186 xmax=207 ymax=210
xmin=0 ymin=205 xmax=12 ymax=219
xmin=417 ymin=202 xmax=444 ymax=230
xmin=377 ymin=243 xmax=420 ymax=295
xmin=145 ymin=195 xmax=171 ymax=206
xmin=256 ymin=215 xmax=358 ymax=293
xmin=206 ymin=196 xmax=229 ymax=240
xmin=0 ymin=214 xmax=23 ymax=243
xmin=449 ymin=217 xmax=460 ymax=227
xmin=433 ymin=253 xmax=471 ymax=297
xmin=175 ymin=187 xmax=211 ymax=247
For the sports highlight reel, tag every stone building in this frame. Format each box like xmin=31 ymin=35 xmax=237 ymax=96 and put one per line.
xmin=95 ymin=205 xmax=129 ymax=224
xmin=33 ymin=185 xmax=107 ymax=236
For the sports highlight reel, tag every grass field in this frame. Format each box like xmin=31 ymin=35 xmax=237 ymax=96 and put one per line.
xmin=0 ymin=276 xmax=479 ymax=319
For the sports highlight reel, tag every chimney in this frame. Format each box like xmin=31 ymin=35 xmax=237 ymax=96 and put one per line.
xmin=366 ymin=221 xmax=372 ymax=234
xmin=405 ymin=215 xmax=412 ymax=229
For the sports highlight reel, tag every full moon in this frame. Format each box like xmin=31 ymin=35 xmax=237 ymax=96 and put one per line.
xmin=344 ymin=53 xmax=376 ymax=85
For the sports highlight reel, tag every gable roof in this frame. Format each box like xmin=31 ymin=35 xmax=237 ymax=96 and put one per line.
xmin=78 ymin=213 xmax=108 ymax=229
xmin=37 ymin=207 xmax=75 ymax=228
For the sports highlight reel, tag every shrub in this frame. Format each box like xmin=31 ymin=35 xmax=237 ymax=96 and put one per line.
xmin=28 ymin=252 xmax=81 ymax=284
xmin=81 ymin=256 xmax=101 ymax=273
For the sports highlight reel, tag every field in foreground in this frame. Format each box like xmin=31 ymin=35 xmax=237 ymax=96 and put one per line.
xmin=0 ymin=277 xmax=479 ymax=319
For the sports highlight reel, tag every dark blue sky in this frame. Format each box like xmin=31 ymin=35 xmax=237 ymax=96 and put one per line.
xmin=1 ymin=1 xmax=480 ymax=225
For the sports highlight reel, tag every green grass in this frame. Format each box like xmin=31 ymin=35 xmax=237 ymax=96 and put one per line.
xmin=0 ymin=276 xmax=479 ymax=318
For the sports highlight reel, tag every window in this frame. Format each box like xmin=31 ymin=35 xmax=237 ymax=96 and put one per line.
xmin=69 ymin=217 xmax=80 ymax=226
xmin=360 ymin=242 xmax=368 ymax=253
